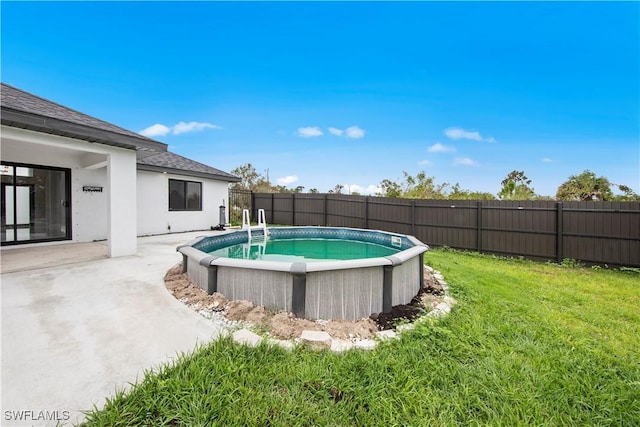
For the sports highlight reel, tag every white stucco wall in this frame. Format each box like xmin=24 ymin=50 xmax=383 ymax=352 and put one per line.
xmin=73 ymin=167 xmax=108 ymax=242
xmin=107 ymin=150 xmax=137 ymax=256
xmin=136 ymin=170 xmax=230 ymax=236
xmin=1 ymin=126 xmax=137 ymax=256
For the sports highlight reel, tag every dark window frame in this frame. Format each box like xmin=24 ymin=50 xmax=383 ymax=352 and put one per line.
xmin=1 ymin=161 xmax=72 ymax=246
xmin=168 ymin=178 xmax=202 ymax=211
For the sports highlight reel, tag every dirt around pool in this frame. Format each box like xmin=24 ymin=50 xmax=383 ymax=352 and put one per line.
xmin=164 ymin=263 xmax=446 ymax=341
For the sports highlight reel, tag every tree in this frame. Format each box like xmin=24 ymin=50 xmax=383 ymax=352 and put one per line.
xmin=556 ymin=170 xmax=614 ymax=201
xmin=377 ymin=171 xmax=496 ymax=200
xmin=448 ymin=183 xmax=496 ymax=200
xmin=555 ymin=170 xmax=639 ymax=201
xmin=229 ymin=163 xmax=290 ymax=193
xmin=498 ymin=170 xmax=536 ymax=200
xmin=403 ymin=171 xmax=446 ymax=199
xmin=378 ymin=179 xmax=403 ymax=198
xmin=230 ymin=163 xmax=261 ymax=191
xmin=263 ymin=184 xmax=304 ymax=194
xmin=328 ymin=184 xmax=344 ymax=194
xmin=613 ymin=184 xmax=640 ymax=201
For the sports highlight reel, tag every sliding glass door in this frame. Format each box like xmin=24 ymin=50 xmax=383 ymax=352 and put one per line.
xmin=1 ymin=162 xmax=71 ymax=245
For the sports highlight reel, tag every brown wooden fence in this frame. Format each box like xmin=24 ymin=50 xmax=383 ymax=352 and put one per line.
xmin=238 ymin=191 xmax=640 ymax=267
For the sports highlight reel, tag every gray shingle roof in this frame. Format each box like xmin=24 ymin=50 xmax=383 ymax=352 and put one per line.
xmin=137 ymin=151 xmax=240 ymax=182
xmin=2 ymin=83 xmax=239 ymax=182
xmin=1 ymin=83 xmax=166 ymax=153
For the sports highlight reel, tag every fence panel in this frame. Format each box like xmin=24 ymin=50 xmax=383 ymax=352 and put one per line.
xmin=293 ymin=194 xmax=326 ymax=226
xmin=481 ymin=200 xmax=557 ymax=260
xmin=326 ymin=195 xmax=367 ymax=228
xmin=368 ymin=197 xmax=412 ymax=235
xmin=562 ymin=201 xmax=640 ymax=266
xmin=250 ymin=193 xmax=266 ymax=221
xmin=242 ymin=190 xmax=640 ymax=266
xmin=229 ymin=189 xmax=252 ymax=225
xmin=413 ymin=200 xmax=477 ymax=250
xmin=271 ymin=194 xmax=293 ymax=225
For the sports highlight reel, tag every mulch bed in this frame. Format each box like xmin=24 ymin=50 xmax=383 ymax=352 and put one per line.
xmin=370 ymin=269 xmax=445 ymax=330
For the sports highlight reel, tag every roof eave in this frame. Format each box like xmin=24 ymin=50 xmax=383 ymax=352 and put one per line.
xmin=1 ymin=108 xmax=168 ymax=153
xmin=137 ymin=163 xmax=241 ymax=183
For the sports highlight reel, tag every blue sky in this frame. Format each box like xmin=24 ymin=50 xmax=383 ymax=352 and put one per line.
xmin=2 ymin=1 xmax=639 ymax=196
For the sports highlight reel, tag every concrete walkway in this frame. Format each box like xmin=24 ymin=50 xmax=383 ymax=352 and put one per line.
xmin=1 ymin=232 xmax=225 ymax=426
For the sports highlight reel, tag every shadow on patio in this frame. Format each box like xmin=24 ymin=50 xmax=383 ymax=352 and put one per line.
xmin=0 ymin=241 xmax=109 ymax=274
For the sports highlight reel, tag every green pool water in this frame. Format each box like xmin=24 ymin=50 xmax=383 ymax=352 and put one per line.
xmin=208 ymin=238 xmax=400 ymax=262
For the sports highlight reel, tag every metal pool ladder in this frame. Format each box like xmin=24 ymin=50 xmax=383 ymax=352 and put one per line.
xmin=242 ymin=208 xmax=269 ymax=244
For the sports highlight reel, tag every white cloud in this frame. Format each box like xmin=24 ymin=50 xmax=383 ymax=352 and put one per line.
xmin=444 ymin=127 xmax=495 ymax=143
xmin=453 ymin=157 xmax=479 ymax=166
xmin=418 ymin=159 xmax=432 ymax=165
xmin=139 ymin=121 xmax=221 ymax=137
xmin=172 ymin=121 xmax=221 ymax=135
xmin=428 ymin=142 xmax=455 ymax=153
xmin=541 ymin=157 xmax=553 ymax=163
xmin=345 ymin=125 xmax=365 ymax=139
xmin=277 ymin=175 xmax=299 ymax=185
xmin=139 ymin=123 xmax=171 ymax=137
xmin=297 ymin=126 xmax=323 ymax=138
xmin=347 ymin=184 xmax=381 ymax=195
xmin=297 ymin=125 xmax=364 ymax=139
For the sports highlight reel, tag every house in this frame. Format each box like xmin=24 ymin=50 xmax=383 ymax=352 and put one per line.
xmin=0 ymin=83 xmax=239 ymax=257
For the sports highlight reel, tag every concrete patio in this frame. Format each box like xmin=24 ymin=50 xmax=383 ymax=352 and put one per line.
xmin=1 ymin=231 xmax=226 ymax=426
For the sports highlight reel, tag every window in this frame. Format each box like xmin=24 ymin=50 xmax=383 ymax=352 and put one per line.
xmin=169 ymin=179 xmax=202 ymax=211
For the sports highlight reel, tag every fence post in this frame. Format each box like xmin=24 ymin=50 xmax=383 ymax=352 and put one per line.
xmin=556 ymin=201 xmax=563 ymax=263
xmin=291 ymin=193 xmax=296 ymax=226
xmin=270 ymin=193 xmax=274 ymax=224
xmin=411 ymin=200 xmax=416 ymax=236
xmin=364 ymin=196 xmax=369 ymax=229
xmin=324 ymin=193 xmax=328 ymax=226
xmin=251 ymin=192 xmax=255 ymax=222
xmin=476 ymin=201 xmax=483 ymax=253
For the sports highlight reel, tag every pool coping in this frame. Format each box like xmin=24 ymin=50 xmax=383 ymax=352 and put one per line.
xmin=177 ymin=226 xmax=428 ymax=274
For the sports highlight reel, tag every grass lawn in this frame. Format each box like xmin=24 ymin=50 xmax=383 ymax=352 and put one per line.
xmin=82 ymin=250 xmax=639 ymax=426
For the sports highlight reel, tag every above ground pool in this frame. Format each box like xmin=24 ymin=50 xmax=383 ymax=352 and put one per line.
xmin=208 ymin=236 xmax=401 ymax=262
xmin=177 ymin=227 xmax=429 ymax=321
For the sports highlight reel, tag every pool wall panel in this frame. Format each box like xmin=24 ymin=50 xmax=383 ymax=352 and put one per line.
xmin=217 ymin=267 xmax=293 ymax=312
xmin=187 ymin=260 xmax=211 ymax=293
xmin=391 ymin=257 xmax=420 ymax=306
xmin=305 ymin=267 xmax=383 ymax=320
